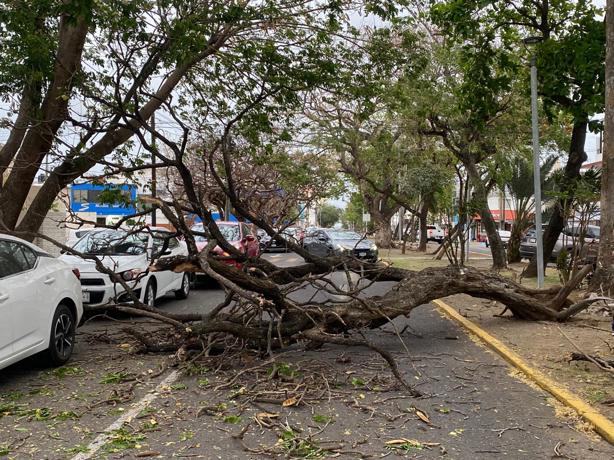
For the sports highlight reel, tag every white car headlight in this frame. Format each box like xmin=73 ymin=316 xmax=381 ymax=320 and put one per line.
xmin=370 ymin=243 xmax=378 ymax=251
xmin=120 ymin=268 xmax=142 ymax=281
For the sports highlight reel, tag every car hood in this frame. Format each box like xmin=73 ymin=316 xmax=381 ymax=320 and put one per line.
xmin=334 ymin=239 xmax=375 ymax=250
xmin=59 ymin=253 xmax=147 ymax=274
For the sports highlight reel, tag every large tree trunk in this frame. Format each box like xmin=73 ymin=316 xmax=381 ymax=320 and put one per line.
xmin=465 ymin=161 xmax=506 ymax=269
xmin=0 ymin=85 xmax=40 ymax=184
xmin=373 ymin=213 xmax=393 ymax=248
xmin=524 ymin=120 xmax=588 ymax=278
xmin=417 ymin=193 xmax=432 ymax=252
xmin=507 ymin=222 xmax=524 ymax=264
xmin=592 ymin=0 xmax=614 ymax=294
xmin=0 ymin=8 xmax=91 ymax=228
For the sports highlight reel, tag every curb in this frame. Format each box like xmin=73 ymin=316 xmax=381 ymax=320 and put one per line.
xmin=432 ymin=299 xmax=614 ymax=445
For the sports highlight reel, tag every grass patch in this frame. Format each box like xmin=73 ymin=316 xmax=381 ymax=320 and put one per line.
xmin=64 ymin=445 xmax=89 ymax=455
xmin=184 ymin=363 xmax=210 ymax=376
xmin=312 ymin=414 xmax=334 ymax=424
xmin=585 ymin=388 xmax=608 ymax=404
xmin=0 ymin=391 xmax=24 ymax=401
xmin=100 ymin=371 xmax=131 ymax=384
xmin=55 ymin=411 xmax=80 ymax=421
xmin=222 ymin=415 xmax=242 ymax=425
xmin=269 ymin=362 xmax=300 ymax=379
xmin=47 ymin=366 xmax=83 ymax=379
xmin=169 ymin=383 xmax=188 ymax=391
xmin=103 ymin=427 xmax=146 ymax=453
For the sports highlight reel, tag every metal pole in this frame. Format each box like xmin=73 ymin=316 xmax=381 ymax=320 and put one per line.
xmin=530 ymin=56 xmax=544 ymax=288
xmin=151 ymin=113 xmax=157 ymax=226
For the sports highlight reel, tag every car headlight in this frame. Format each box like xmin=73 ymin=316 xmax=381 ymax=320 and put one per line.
xmin=120 ymin=268 xmax=142 ymax=281
xmin=370 ymin=244 xmax=378 ymax=251
xmin=336 ymin=244 xmax=351 ymax=253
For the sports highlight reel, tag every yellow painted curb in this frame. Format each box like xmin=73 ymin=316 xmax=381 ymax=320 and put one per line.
xmin=432 ymin=299 xmax=614 ymax=445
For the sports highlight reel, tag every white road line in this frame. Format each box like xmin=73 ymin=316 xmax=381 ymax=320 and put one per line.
xmin=71 ymin=370 xmax=180 ymax=460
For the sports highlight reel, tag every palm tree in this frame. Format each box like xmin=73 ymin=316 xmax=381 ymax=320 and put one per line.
xmin=506 ymin=155 xmax=558 ymax=263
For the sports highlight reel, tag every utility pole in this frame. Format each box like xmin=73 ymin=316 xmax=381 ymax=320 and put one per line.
xmin=530 ymin=51 xmax=544 ymax=288
xmin=151 ymin=113 xmax=157 ymax=226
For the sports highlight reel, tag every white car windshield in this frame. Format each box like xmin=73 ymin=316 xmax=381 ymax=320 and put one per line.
xmin=192 ymin=224 xmax=240 ymax=242
xmin=73 ymin=230 xmax=148 ymax=256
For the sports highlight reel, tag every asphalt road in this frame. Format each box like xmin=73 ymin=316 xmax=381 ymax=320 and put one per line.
xmin=1 ymin=252 xmax=612 ymax=459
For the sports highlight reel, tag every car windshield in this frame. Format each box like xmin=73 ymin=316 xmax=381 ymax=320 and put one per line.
xmin=589 ymin=227 xmax=600 ymax=238
xmin=191 ymin=224 xmax=240 ymax=243
xmin=328 ymin=231 xmax=362 ymax=240
xmin=73 ymin=230 xmax=148 ymax=256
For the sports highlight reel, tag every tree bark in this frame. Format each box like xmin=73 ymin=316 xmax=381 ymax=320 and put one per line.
xmin=507 ymin=222 xmax=524 ymax=263
xmin=417 ymin=193 xmax=432 ymax=252
xmin=524 ymin=120 xmax=588 ymax=277
xmin=363 ymin=193 xmax=397 ymax=249
xmin=0 ymin=85 xmax=40 ymax=185
xmin=465 ymin=161 xmax=506 ymax=269
xmin=591 ymin=0 xmax=614 ymax=294
xmin=373 ymin=213 xmax=393 ymax=248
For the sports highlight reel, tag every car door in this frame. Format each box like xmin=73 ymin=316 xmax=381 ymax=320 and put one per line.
xmin=0 ymin=240 xmax=19 ymax=363
xmin=151 ymin=234 xmax=184 ymax=294
xmin=0 ymin=240 xmax=47 ymax=358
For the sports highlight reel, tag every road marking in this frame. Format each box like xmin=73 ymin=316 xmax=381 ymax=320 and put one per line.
xmin=71 ymin=370 xmax=180 ymax=460
xmin=433 ymin=299 xmax=614 ymax=445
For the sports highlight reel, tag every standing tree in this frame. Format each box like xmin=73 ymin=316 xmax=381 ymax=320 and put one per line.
xmin=431 ymin=0 xmax=605 ymax=276
xmin=319 ymin=204 xmax=342 ymax=228
xmin=0 ymin=0 xmax=393 ymax=236
xmin=398 ymin=37 xmax=530 ymax=269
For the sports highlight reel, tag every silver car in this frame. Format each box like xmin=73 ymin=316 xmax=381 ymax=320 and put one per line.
xmin=519 ymin=224 xmax=600 ymax=261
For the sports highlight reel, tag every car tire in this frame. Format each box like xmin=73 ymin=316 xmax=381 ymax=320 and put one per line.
xmin=45 ymin=304 xmax=76 ymax=367
xmin=175 ymin=273 xmax=191 ymax=300
xmin=143 ymin=278 xmax=157 ymax=308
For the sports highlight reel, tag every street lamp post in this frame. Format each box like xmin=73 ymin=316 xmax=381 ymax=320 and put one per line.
xmin=526 ymin=37 xmax=544 ymax=288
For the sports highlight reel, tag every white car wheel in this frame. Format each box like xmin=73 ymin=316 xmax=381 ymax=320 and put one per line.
xmin=144 ymin=279 xmax=156 ymax=308
xmin=175 ymin=273 xmax=190 ymax=300
xmin=46 ymin=304 xmax=76 ymax=366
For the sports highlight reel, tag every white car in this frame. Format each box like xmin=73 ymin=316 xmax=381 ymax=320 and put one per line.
xmin=60 ymin=228 xmax=190 ymax=308
xmin=0 ymin=234 xmax=83 ymax=370
xmin=66 ymin=227 xmax=103 ymax=248
xmin=426 ymin=225 xmax=445 ymax=242
xmin=486 ymin=230 xmax=512 ymax=248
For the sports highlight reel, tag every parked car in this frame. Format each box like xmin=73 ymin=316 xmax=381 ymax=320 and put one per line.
xmin=425 ymin=225 xmax=445 ymax=243
xmin=303 ymin=229 xmax=378 ymax=262
xmin=259 ymin=226 xmax=304 ymax=252
xmin=0 ymin=234 xmax=83 ymax=370
xmin=192 ymin=221 xmax=260 ymax=268
xmin=60 ymin=228 xmax=190 ymax=308
xmin=519 ymin=224 xmax=600 ymax=261
xmin=485 ymin=230 xmax=512 ymax=248
xmin=66 ymin=227 xmax=103 ymax=248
